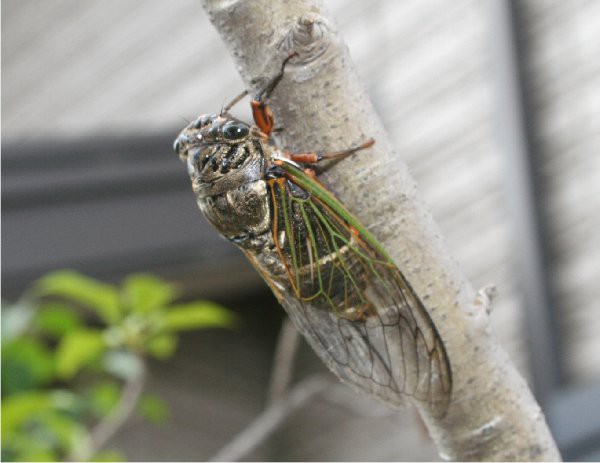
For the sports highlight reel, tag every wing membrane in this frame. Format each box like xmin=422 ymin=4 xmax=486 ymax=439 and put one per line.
xmin=269 ymin=166 xmax=452 ymax=416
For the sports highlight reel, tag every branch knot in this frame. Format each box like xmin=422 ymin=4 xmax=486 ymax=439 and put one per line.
xmin=280 ymin=13 xmax=334 ymax=66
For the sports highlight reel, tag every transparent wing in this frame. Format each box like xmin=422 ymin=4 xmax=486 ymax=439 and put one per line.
xmin=267 ymin=170 xmax=452 ymax=416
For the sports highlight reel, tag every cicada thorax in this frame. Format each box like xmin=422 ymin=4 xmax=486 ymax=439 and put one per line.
xmin=194 ymin=147 xmax=270 ymax=244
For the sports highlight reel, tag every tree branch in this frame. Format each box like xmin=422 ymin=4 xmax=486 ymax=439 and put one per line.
xmin=70 ymin=358 xmax=147 ymax=461
xmin=267 ymin=317 xmax=301 ymax=404
xmin=210 ymin=376 xmax=332 ymax=462
xmin=200 ymin=0 xmax=561 ymax=460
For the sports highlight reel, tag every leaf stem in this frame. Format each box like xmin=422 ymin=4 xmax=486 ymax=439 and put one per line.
xmin=69 ymin=356 xmax=147 ymax=461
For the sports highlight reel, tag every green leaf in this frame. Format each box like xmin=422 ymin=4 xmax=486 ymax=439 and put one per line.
xmin=35 ymin=270 xmax=121 ymax=324
xmin=4 ymin=429 xmax=56 ymax=461
xmin=146 ymin=334 xmax=178 ymax=360
xmin=162 ymin=301 xmax=237 ymax=332
xmin=36 ymin=412 xmax=90 ymax=459
xmin=1 ymin=390 xmax=78 ymax=438
xmin=2 ymin=392 xmax=52 ymax=438
xmin=55 ymin=329 xmax=106 ymax=379
xmin=137 ymin=393 xmax=169 ymax=424
xmin=3 ymin=406 xmax=89 ymax=462
xmin=6 ymin=430 xmax=59 ymax=463
xmin=13 ymin=448 xmax=58 ymax=462
xmin=35 ymin=303 xmax=83 ymax=338
xmin=121 ymin=274 xmax=178 ymax=314
xmin=2 ymin=339 xmax=55 ymax=394
xmin=1 ymin=390 xmax=79 ymax=461
xmin=87 ymin=381 xmax=121 ymax=417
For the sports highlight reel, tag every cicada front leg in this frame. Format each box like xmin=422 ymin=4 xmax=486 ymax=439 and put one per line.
xmin=250 ymin=51 xmax=299 ymax=136
xmin=252 ymin=51 xmax=375 ymax=174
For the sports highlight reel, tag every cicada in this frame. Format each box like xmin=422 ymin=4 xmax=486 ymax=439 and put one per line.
xmin=174 ymin=54 xmax=452 ymax=416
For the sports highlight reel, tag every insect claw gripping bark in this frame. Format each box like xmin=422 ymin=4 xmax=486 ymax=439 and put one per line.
xmin=174 ymin=54 xmax=452 ymax=417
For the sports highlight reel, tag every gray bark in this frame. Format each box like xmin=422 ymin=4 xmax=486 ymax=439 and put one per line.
xmin=200 ymin=0 xmax=561 ymax=460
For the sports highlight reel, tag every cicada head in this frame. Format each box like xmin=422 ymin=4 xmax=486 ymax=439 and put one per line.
xmin=174 ymin=113 xmax=272 ymax=242
xmin=174 ymin=113 xmax=266 ymax=194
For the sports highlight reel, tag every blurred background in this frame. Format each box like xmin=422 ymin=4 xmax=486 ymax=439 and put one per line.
xmin=2 ymin=0 xmax=599 ymax=460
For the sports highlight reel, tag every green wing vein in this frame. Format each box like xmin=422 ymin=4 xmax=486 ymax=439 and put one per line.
xmin=270 ymin=163 xmax=452 ymax=416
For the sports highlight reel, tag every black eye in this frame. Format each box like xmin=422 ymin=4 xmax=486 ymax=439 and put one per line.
xmin=173 ymin=139 xmax=180 ymax=153
xmin=222 ymin=121 xmax=249 ymax=140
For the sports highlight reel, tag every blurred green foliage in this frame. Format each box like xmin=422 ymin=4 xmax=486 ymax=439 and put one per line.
xmin=2 ymin=270 xmax=236 ymax=462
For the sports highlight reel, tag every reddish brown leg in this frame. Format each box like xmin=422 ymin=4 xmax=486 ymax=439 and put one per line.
xmin=251 ymin=100 xmax=275 ymax=136
xmin=282 ymin=138 xmax=375 ymax=188
xmin=251 ymin=51 xmax=298 ymax=135
xmin=287 ymin=138 xmax=375 ymax=165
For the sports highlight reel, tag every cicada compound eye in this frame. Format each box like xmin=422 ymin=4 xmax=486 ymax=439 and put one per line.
xmin=222 ymin=121 xmax=249 ymax=140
